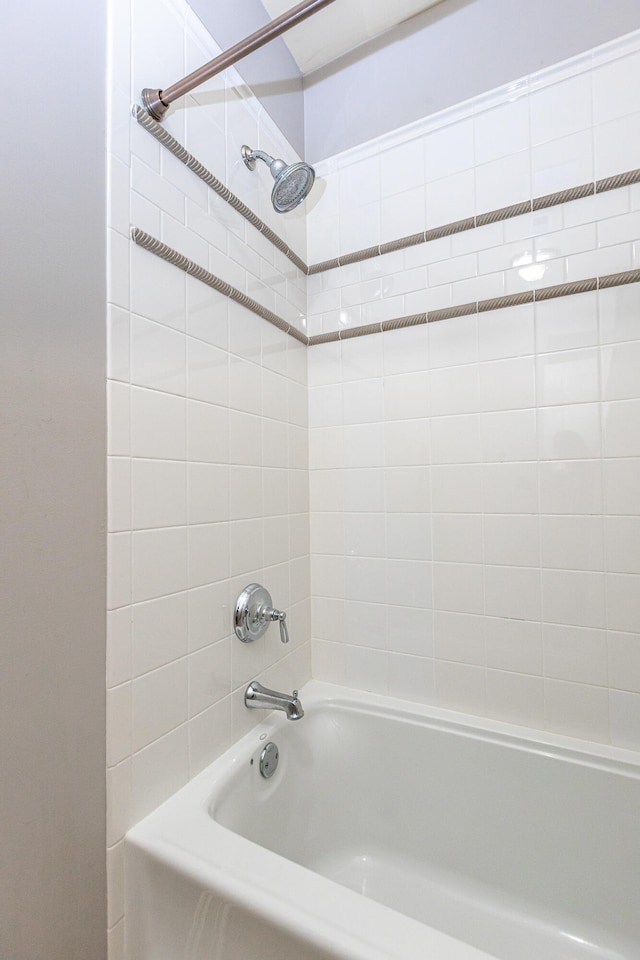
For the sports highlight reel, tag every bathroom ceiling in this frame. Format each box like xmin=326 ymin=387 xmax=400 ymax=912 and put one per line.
xmin=260 ymin=0 xmax=447 ymax=75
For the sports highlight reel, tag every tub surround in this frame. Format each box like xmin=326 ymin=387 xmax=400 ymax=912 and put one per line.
xmin=108 ymin=9 xmax=640 ymax=958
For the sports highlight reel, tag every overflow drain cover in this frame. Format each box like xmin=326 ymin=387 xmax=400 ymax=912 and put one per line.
xmin=259 ymin=741 xmax=279 ymax=779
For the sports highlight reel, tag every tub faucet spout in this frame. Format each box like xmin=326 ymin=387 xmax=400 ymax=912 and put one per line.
xmin=244 ymin=681 xmax=304 ymax=720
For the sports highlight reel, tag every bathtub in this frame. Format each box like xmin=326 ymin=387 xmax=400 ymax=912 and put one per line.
xmin=126 ymin=681 xmax=640 ymax=960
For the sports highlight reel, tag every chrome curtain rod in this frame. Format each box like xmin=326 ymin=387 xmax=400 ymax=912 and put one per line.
xmin=142 ymin=0 xmax=337 ymax=122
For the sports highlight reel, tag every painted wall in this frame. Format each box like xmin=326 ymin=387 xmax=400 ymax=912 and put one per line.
xmin=308 ymin=33 xmax=640 ymax=748
xmin=304 ymin=0 xmax=640 ymax=159
xmin=106 ymin=0 xmax=311 ymax=953
xmin=172 ymin=0 xmax=305 ymax=155
xmin=0 ymin=2 xmax=108 ymax=958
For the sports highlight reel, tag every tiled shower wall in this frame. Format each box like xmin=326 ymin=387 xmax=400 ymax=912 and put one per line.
xmin=106 ymin=0 xmax=311 ymax=953
xmin=308 ymin=33 xmax=640 ymax=751
xmin=106 ymin=9 xmax=640 ymax=955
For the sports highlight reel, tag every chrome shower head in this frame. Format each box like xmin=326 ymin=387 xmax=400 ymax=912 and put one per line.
xmin=241 ymin=145 xmax=315 ymax=213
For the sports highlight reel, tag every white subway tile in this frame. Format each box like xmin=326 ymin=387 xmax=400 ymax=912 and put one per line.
xmin=383 ymin=419 xmax=430 ymax=467
xmin=131 ymin=316 xmax=186 ymax=395
xmin=603 ymin=399 xmax=640 ymax=457
xmin=533 ymin=130 xmax=594 ymax=197
xmin=107 ymin=228 xmax=130 ymax=310
xmin=544 ymin=679 xmax=609 ymax=743
xmin=424 ymin=119 xmax=474 ymax=182
xmin=132 ymin=592 xmax=188 ymax=676
xmin=380 ymin=139 xmax=422 ymax=197
xmin=608 ymin=631 xmax=640 ymax=693
xmin=542 ymin=569 xmax=606 ymax=629
xmin=188 ymin=696 xmax=232 ymax=777
xmin=428 ymin=364 xmax=480 ymax=417
xmin=107 ymin=304 xmax=131 ymax=384
xmin=603 ymin=458 xmax=640 ymax=515
xmin=108 ymin=533 xmax=131 ymax=611
xmin=431 ymin=464 xmax=483 ymax=514
xmin=188 ymin=639 xmax=231 ymax=716
xmin=543 ymin=623 xmax=607 ymax=686
xmin=482 ymin=462 xmax=539 ymax=514
xmin=130 ymin=726 xmax=189 ymax=823
xmin=475 ymin=152 xmax=531 ymax=215
xmin=107 ymin=683 xmax=132 ymax=767
xmin=387 ymin=654 xmax=436 ymax=704
xmin=384 ymin=466 xmax=431 ymax=513
xmin=610 ymin=690 xmax=640 ymax=750
xmin=132 ymin=659 xmax=188 ymax=752
xmin=483 ymin=515 xmax=540 ymax=567
xmin=530 ymin=73 xmax=592 ymax=146
xmin=345 ymin=557 xmax=386 ymax=603
xmin=605 ymin=516 xmax=640 ymax=574
xmin=430 ymin=413 xmax=481 ymax=465
xmin=481 ymin=409 xmax=537 ymax=463
xmin=433 ymin=562 xmax=484 ymax=615
xmin=344 ymin=646 xmax=389 ymax=695
xmin=536 ymin=348 xmax=599 ymax=406
xmin=341 ymin=155 xmax=381 ymax=207
xmin=132 ymin=526 xmax=188 ymax=603
xmin=426 ymin=170 xmax=475 ymax=230
xmin=428 ymin=314 xmax=478 ymax=368
xmin=384 ymin=371 xmax=429 ymax=420
xmin=434 ymin=660 xmax=486 ymax=714
xmin=381 ymin=186 xmax=425 ymax=240
xmin=538 ymin=403 xmax=601 ymax=460
xmin=486 ymin=670 xmax=544 ymax=728
xmin=131 ymin=387 xmax=186 ymax=460
xmin=107 ymin=607 xmax=132 ymax=688
xmin=594 ymin=111 xmax=640 ymax=180
xmin=540 ymin=515 xmax=604 ymax=571
xmin=479 ymin=356 xmax=536 ymax=411
xmin=539 ymin=460 xmax=602 ymax=515
xmin=485 ymin=618 xmax=542 ymax=675
xmin=430 ymin=512 xmax=482 ymax=568
xmin=535 ymin=290 xmax=598 ymax=353
xmin=484 ymin=565 xmax=541 ymax=621
xmin=108 ymin=457 xmax=131 ymax=533
xmin=606 ymin=573 xmax=640 ymax=633
xmin=434 ymin=610 xmax=485 ymax=665
xmin=342 ymin=379 xmax=384 ymax=424
xmin=599 ymin=283 xmax=640 ymax=345
xmin=188 ymin=339 xmax=229 ymax=406
xmin=475 ymin=98 xmax=530 ymax=164
xmin=385 ymin=513 xmax=431 ymax=562
xmin=593 ymin=50 xmax=640 ymax=125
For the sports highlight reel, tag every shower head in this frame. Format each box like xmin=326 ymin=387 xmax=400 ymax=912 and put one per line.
xmin=241 ymin=145 xmax=315 ymax=213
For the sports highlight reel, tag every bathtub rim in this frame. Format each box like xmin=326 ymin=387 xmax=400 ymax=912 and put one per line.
xmin=125 ymin=680 xmax=640 ymax=960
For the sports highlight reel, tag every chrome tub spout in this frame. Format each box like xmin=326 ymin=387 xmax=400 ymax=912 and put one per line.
xmin=244 ymin=681 xmax=304 ymax=720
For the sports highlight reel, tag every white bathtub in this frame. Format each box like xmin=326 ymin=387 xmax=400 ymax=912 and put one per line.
xmin=126 ymin=681 xmax=640 ymax=960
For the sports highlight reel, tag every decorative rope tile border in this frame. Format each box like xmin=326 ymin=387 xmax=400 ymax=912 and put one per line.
xmin=132 ymin=224 xmax=640 ymax=348
xmin=132 ymin=106 xmax=307 ymax=275
xmin=131 ymin=227 xmax=308 ymax=344
xmin=133 ymin=105 xmax=640 ymax=280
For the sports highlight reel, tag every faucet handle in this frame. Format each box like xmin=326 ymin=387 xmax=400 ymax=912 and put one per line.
xmin=263 ymin=604 xmax=289 ymax=643
xmin=276 ymin=609 xmax=289 ymax=644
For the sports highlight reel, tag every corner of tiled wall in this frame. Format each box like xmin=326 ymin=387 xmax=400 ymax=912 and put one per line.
xmin=106 ymin=0 xmax=311 ymax=954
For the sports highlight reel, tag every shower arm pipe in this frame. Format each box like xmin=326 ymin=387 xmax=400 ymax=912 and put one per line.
xmin=142 ymin=0 xmax=337 ymax=122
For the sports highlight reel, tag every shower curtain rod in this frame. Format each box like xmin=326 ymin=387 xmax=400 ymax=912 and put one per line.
xmin=142 ymin=0 xmax=337 ymax=122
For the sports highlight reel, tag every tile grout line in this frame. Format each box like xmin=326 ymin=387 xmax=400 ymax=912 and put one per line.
xmin=131 ymin=225 xmax=640 ymax=348
xmin=133 ymin=103 xmax=640 ymax=278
